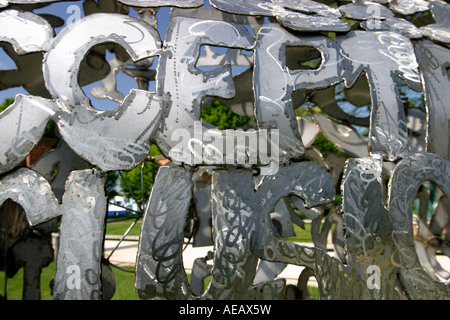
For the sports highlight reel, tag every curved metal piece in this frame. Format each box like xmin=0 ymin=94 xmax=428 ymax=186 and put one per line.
xmin=90 ymin=57 xmax=126 ymax=104
xmin=209 ymin=0 xmax=279 ymax=16
xmin=43 ymin=13 xmax=162 ymax=108
xmin=341 ymin=156 xmax=403 ymax=299
xmin=55 ymin=90 xmax=166 ymax=172
xmin=272 ymin=0 xmax=342 ymax=18
xmin=389 ymin=153 xmax=450 ymax=299
xmin=42 ymin=13 xmax=168 ymax=171
xmin=341 ymin=154 xmax=450 ymax=299
xmin=0 ymin=10 xmax=53 ymax=54
xmin=297 ymin=117 xmax=320 ymax=148
xmin=217 ymin=68 xmax=255 ymax=118
xmin=0 ymin=95 xmax=56 ymax=174
xmin=31 ymin=141 xmax=90 ymax=200
xmin=169 ymin=6 xmax=265 ymax=35
xmin=0 ymin=0 xmax=67 ymax=7
xmin=117 ymin=0 xmax=204 ymax=7
xmin=420 ymin=1 xmax=450 ymax=44
xmin=0 ymin=167 xmax=60 ymax=226
xmin=135 ymin=166 xmax=193 ymax=300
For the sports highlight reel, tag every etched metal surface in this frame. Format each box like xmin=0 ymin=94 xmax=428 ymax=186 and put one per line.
xmin=0 ymin=0 xmax=449 ymax=301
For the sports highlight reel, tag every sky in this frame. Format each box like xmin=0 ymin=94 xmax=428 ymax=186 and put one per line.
xmin=0 ymin=1 xmax=208 ymax=110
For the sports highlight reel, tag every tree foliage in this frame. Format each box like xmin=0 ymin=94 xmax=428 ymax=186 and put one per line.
xmin=201 ymin=99 xmax=251 ymax=130
xmin=0 ymin=97 xmax=13 ymax=113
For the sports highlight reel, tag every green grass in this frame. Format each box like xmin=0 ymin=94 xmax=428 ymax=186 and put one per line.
xmin=0 ymin=218 xmax=316 ymax=300
xmin=1 ymin=262 xmax=319 ymax=300
xmin=105 ymin=217 xmax=142 ymax=237
xmin=105 ymin=217 xmax=314 ymax=243
xmin=109 ymin=265 xmax=138 ymax=300
xmin=283 ymin=223 xmax=313 ymax=243
xmin=0 ymin=262 xmax=55 ymax=300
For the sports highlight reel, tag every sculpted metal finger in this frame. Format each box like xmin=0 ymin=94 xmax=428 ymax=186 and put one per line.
xmin=0 ymin=10 xmax=53 ymax=54
xmin=254 ymin=24 xmax=342 ymax=162
xmin=420 ymin=1 xmax=450 ymax=44
xmin=90 ymin=57 xmax=126 ymax=104
xmin=135 ymin=166 xmax=193 ymax=300
xmin=339 ymin=31 xmax=422 ymax=160
xmin=388 ymin=0 xmax=429 ymax=15
xmin=414 ymin=40 xmax=450 ymax=160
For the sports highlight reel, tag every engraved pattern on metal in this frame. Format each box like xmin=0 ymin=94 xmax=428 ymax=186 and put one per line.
xmin=0 ymin=0 xmax=448 ymax=301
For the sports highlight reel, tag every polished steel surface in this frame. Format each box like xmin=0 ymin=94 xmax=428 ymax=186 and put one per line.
xmin=0 ymin=0 xmax=448 ymax=300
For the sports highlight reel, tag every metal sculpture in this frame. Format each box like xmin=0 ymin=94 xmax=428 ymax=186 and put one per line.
xmin=0 ymin=0 xmax=448 ymax=301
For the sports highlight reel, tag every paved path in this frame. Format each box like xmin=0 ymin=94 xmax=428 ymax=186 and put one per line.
xmin=104 ymin=239 xmax=317 ymax=285
xmin=104 ymin=239 xmax=450 ymax=287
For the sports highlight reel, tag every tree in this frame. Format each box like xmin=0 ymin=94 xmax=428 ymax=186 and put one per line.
xmin=201 ymin=99 xmax=251 ymax=130
xmin=0 ymin=97 xmax=14 ymax=112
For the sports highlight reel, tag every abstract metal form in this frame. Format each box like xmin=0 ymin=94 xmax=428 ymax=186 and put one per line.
xmin=0 ymin=0 xmax=449 ymax=301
